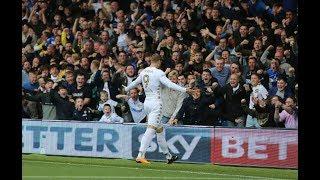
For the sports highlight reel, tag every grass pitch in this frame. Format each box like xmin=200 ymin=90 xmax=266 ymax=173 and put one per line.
xmin=23 ymin=154 xmax=297 ymax=179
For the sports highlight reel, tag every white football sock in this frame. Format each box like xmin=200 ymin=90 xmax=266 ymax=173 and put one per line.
xmin=138 ymin=128 xmax=156 ymax=158
xmin=157 ymin=131 xmax=172 ymax=159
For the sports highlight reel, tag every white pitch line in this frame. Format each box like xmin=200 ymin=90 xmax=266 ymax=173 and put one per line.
xmin=22 ymin=176 xmax=241 ymax=179
xmin=23 ymin=160 xmax=293 ymax=180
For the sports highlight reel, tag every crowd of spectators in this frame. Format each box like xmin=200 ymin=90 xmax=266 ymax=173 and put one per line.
xmin=22 ymin=0 xmax=298 ymax=129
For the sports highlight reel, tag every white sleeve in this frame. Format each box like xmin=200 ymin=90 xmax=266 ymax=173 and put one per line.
xmin=159 ymin=72 xmax=186 ymax=93
xmin=99 ymin=115 xmax=107 ymax=122
xmin=108 ymin=100 xmax=118 ymax=107
xmin=171 ymin=92 xmax=187 ymax=119
xmin=125 ymin=74 xmax=142 ymax=92
xmin=98 ymin=104 xmax=103 ymax=112
xmin=260 ymin=85 xmax=269 ymax=99
xmin=114 ymin=114 xmax=124 ymax=123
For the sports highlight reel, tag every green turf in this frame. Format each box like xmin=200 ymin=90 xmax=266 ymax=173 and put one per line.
xmin=22 ymin=154 xmax=297 ymax=180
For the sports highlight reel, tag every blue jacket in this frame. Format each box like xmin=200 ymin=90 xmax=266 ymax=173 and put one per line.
xmin=267 ymin=69 xmax=282 ymax=88
xmin=22 ymin=82 xmax=39 ymax=94
xmin=249 ymin=0 xmax=272 ymax=17
xmin=283 ymin=0 xmax=297 ymax=12
xmin=210 ymin=67 xmax=231 ymax=87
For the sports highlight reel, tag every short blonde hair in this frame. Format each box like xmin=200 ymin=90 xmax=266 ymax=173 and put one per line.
xmin=91 ymin=60 xmax=100 ymax=68
xmin=100 ymin=90 xmax=108 ymax=96
xmin=150 ymin=54 xmax=161 ymax=64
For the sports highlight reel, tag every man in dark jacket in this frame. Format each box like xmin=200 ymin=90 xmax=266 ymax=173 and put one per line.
xmin=91 ymin=69 xmax=118 ymax=101
xmin=112 ymin=65 xmax=137 ymax=95
xmin=195 ymin=70 xmax=224 ymax=125
xmin=196 ymin=69 xmax=220 ymax=97
xmin=50 ymin=86 xmax=74 ymax=120
xmin=57 ymin=70 xmax=77 ymax=96
xmin=220 ymin=74 xmax=247 ymax=127
xmin=175 ymin=86 xmax=213 ymax=126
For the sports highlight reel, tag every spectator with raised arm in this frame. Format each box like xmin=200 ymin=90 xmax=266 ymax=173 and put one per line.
xmin=50 ymin=86 xmax=74 ymax=120
xmin=24 ymin=79 xmax=56 ymax=120
xmin=174 ymin=86 xmax=213 ymax=126
xmin=269 ymin=77 xmax=293 ymax=100
xmin=20 ymin=0 xmax=298 ymax=126
xmin=274 ymin=96 xmax=298 ymax=129
xmin=220 ymin=74 xmax=247 ymax=127
xmin=116 ymin=88 xmax=146 ymax=123
xmin=244 ymin=73 xmax=269 ymax=128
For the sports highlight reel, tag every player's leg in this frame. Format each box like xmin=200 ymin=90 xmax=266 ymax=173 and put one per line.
xmin=156 ymin=126 xmax=178 ymax=164
xmin=136 ymin=102 xmax=157 ymax=164
xmin=136 ymin=126 xmax=156 ymax=163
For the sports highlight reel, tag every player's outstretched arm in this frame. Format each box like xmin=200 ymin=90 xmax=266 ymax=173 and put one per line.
xmin=124 ymin=74 xmax=142 ymax=92
xmin=159 ymin=75 xmax=186 ymax=93
xmin=185 ymin=88 xmax=196 ymax=95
